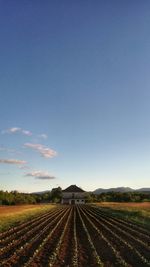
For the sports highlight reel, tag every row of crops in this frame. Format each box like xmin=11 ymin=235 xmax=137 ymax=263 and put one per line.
xmin=0 ymin=205 xmax=150 ymax=267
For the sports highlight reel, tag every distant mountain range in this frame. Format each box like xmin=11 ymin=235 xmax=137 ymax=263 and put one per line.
xmin=32 ymin=190 xmax=50 ymax=195
xmin=93 ymin=187 xmax=150 ymax=194
xmin=32 ymin=187 xmax=150 ymax=195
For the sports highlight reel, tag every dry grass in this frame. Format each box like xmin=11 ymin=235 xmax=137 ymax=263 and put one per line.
xmin=96 ymin=202 xmax=150 ymax=210
xmin=0 ymin=204 xmax=54 ymax=216
xmin=0 ymin=204 xmax=56 ymax=232
xmin=94 ymin=202 xmax=150 ymax=229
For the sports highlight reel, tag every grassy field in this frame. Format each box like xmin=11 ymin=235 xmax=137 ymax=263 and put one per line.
xmin=94 ymin=202 xmax=150 ymax=229
xmin=0 ymin=204 xmax=56 ymax=232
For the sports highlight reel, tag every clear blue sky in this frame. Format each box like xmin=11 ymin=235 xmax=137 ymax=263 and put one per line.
xmin=0 ymin=1 xmax=150 ymax=192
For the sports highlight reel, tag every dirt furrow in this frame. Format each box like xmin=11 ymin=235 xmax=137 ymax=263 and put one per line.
xmin=0 ymin=208 xmax=69 ymax=267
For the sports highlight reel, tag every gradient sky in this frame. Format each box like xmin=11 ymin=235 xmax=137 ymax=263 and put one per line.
xmin=0 ymin=1 xmax=150 ymax=192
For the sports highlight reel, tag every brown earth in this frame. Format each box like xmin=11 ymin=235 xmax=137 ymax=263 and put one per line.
xmin=0 ymin=205 xmax=150 ymax=267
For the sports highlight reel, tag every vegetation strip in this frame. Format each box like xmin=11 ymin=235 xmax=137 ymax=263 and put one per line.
xmin=48 ymin=207 xmax=73 ymax=266
xmin=1 ymin=208 xmax=69 ymax=266
xmin=0 ymin=206 xmax=60 ymax=239
xmin=23 ymin=207 xmax=71 ymax=267
xmin=94 ymin=205 xmax=150 ymax=236
xmin=1 ymin=205 xmax=150 ymax=267
xmin=0 ymin=207 xmax=64 ymax=246
xmin=82 ymin=206 xmax=150 ymax=266
xmin=91 ymin=206 xmax=150 ymax=242
xmin=72 ymin=207 xmax=78 ymax=267
xmin=78 ymin=206 xmax=128 ymax=267
xmin=77 ymin=206 xmax=104 ymax=267
xmin=0 ymin=208 xmax=65 ymax=258
xmin=85 ymin=206 xmax=150 ymax=250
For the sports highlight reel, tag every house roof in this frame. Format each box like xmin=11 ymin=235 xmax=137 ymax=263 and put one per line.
xmin=62 ymin=185 xmax=85 ymax=193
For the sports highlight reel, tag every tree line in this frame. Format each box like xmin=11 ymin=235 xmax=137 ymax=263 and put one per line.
xmin=0 ymin=187 xmax=62 ymax=205
xmin=85 ymin=191 xmax=150 ymax=203
xmin=0 ymin=188 xmax=149 ymax=205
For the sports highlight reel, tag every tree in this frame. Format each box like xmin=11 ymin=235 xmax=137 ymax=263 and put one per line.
xmin=51 ymin=187 xmax=62 ymax=203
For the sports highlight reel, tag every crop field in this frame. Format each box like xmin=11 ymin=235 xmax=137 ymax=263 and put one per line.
xmin=0 ymin=204 xmax=56 ymax=232
xmin=95 ymin=202 xmax=150 ymax=229
xmin=0 ymin=205 xmax=150 ymax=267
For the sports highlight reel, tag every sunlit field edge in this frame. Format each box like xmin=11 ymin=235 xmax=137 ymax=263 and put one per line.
xmin=0 ymin=204 xmax=57 ymax=232
xmin=93 ymin=202 xmax=150 ymax=229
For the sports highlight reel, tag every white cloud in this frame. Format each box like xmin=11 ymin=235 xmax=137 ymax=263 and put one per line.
xmin=2 ymin=127 xmax=32 ymax=136
xmin=0 ymin=159 xmax=27 ymax=164
xmin=39 ymin=134 xmax=48 ymax=139
xmin=2 ymin=127 xmax=48 ymax=140
xmin=21 ymin=130 xmax=32 ymax=136
xmin=24 ymin=143 xmax=57 ymax=158
xmin=25 ymin=171 xmax=56 ymax=180
xmin=8 ymin=127 xmax=21 ymax=133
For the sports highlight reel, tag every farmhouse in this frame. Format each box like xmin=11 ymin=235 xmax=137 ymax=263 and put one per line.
xmin=61 ymin=185 xmax=86 ymax=204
